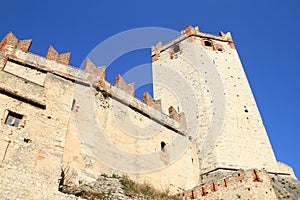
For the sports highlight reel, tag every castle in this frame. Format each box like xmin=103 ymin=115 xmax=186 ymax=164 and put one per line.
xmin=0 ymin=25 xmax=299 ymax=199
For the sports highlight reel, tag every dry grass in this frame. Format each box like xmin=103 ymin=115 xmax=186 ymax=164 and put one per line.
xmin=119 ymin=175 xmax=181 ymax=200
xmin=61 ymin=172 xmax=182 ymax=200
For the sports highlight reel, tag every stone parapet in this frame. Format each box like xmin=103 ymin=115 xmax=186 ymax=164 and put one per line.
xmin=0 ymin=32 xmax=188 ymax=136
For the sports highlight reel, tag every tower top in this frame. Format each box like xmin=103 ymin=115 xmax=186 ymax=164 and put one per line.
xmin=151 ymin=25 xmax=234 ymax=56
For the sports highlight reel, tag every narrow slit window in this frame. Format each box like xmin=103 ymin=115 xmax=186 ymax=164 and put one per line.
xmin=71 ymin=99 xmax=76 ymax=111
xmin=161 ymin=141 xmax=166 ymax=152
xmin=5 ymin=111 xmax=23 ymax=127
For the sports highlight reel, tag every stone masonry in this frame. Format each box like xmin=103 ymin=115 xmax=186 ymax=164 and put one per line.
xmin=152 ymin=25 xmax=296 ymax=182
xmin=0 ymin=26 xmax=298 ymax=199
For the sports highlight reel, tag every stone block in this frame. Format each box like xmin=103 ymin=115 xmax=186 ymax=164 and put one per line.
xmin=142 ymin=91 xmax=162 ymax=111
xmin=16 ymin=39 xmax=32 ymax=52
xmin=115 ymin=74 xmax=134 ymax=96
xmin=57 ymin=52 xmax=71 ymax=65
xmin=0 ymin=32 xmax=18 ymax=52
xmin=168 ymin=106 xmax=187 ymax=130
xmin=84 ymin=59 xmax=106 ymax=87
xmin=46 ymin=45 xmax=71 ymax=65
xmin=46 ymin=45 xmax=59 ymax=61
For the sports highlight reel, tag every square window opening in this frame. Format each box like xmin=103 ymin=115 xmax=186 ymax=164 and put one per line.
xmin=204 ymin=40 xmax=212 ymax=47
xmin=5 ymin=111 xmax=23 ymax=127
xmin=173 ymin=44 xmax=180 ymax=53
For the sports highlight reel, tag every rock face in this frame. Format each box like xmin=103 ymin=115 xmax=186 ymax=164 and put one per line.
xmin=61 ymin=175 xmax=181 ymax=200
xmin=63 ymin=176 xmax=128 ymax=200
xmin=271 ymin=174 xmax=300 ymax=199
xmin=0 ymin=27 xmax=299 ymax=199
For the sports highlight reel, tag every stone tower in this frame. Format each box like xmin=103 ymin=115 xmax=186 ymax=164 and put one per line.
xmin=0 ymin=27 xmax=299 ymax=199
xmin=152 ymin=25 xmax=295 ymax=182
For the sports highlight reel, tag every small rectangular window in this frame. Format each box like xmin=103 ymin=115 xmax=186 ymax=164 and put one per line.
xmin=204 ymin=40 xmax=212 ymax=47
xmin=5 ymin=111 xmax=23 ymax=127
xmin=173 ymin=44 xmax=180 ymax=53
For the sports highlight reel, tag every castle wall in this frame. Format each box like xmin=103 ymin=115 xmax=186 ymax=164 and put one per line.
xmin=182 ymin=169 xmax=278 ymax=200
xmin=0 ymin=52 xmax=74 ymax=199
xmin=63 ymin=83 xmax=200 ymax=193
xmin=0 ymin=29 xmax=297 ymax=199
xmin=0 ymin=33 xmax=201 ymax=196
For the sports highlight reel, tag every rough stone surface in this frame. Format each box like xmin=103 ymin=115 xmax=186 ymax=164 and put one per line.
xmin=182 ymin=169 xmax=279 ymax=200
xmin=152 ymin=25 xmax=295 ymax=179
xmin=62 ymin=176 xmax=163 ymax=200
xmin=0 ymin=26 xmax=298 ymax=199
xmin=271 ymin=174 xmax=300 ymax=199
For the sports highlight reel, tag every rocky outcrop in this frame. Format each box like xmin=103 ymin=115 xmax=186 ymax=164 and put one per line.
xmin=61 ymin=175 xmax=180 ymax=200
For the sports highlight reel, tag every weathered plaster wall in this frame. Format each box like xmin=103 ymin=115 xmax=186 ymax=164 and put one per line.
xmin=63 ymin=83 xmax=200 ymax=193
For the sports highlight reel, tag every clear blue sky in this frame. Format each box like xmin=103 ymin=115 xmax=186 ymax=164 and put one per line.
xmin=1 ymin=0 xmax=299 ymax=179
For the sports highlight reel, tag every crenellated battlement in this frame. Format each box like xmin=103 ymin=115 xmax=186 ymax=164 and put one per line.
xmin=0 ymin=26 xmax=298 ymax=199
xmin=0 ymin=32 xmax=32 ymax=53
xmin=180 ymin=169 xmax=278 ymax=200
xmin=151 ymin=25 xmax=235 ymax=60
xmin=46 ymin=45 xmax=71 ymax=66
xmin=0 ymin=31 xmax=187 ymax=135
